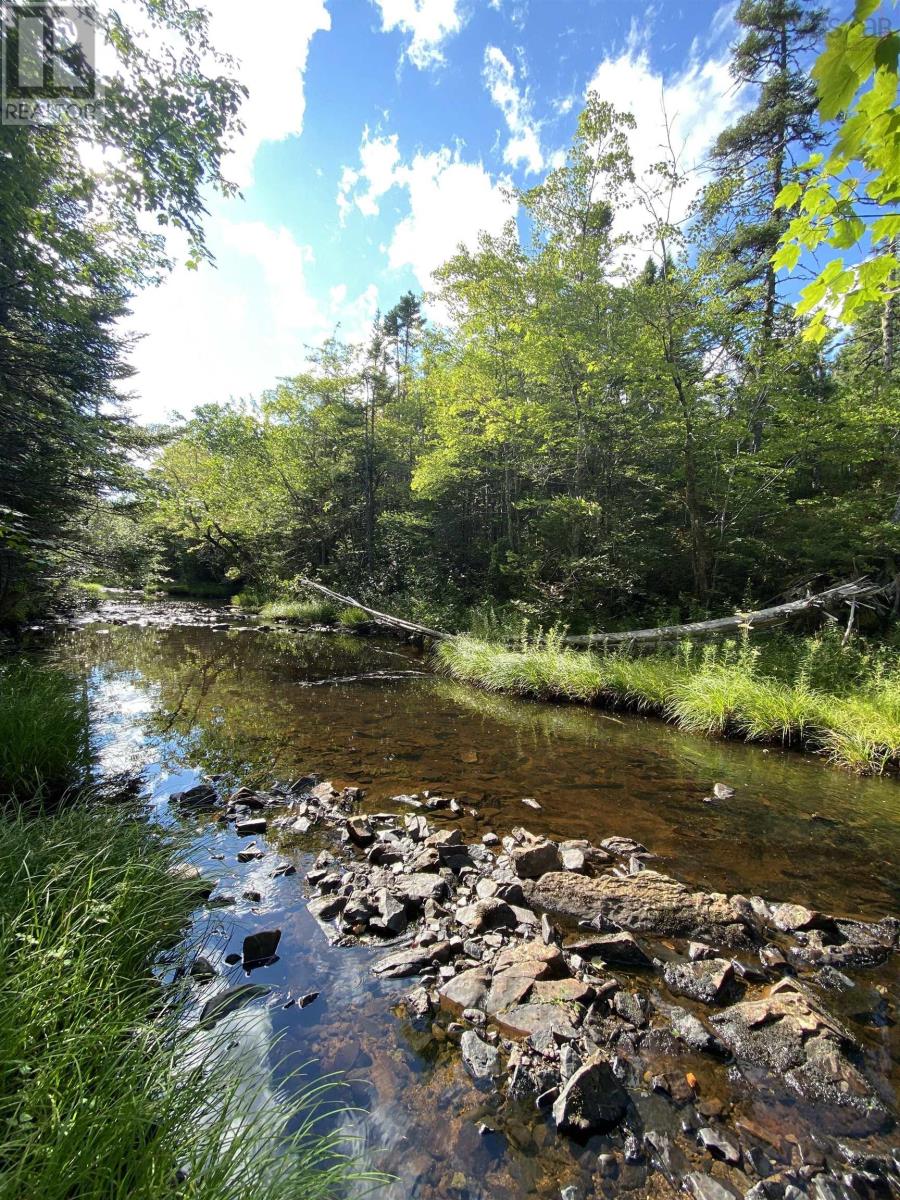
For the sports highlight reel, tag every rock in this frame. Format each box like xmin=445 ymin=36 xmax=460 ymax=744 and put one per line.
xmin=712 ymin=783 xmax=735 ymax=799
xmin=439 ymin=967 xmax=490 ymax=1013
xmin=521 ymin=797 xmax=542 ymax=809
xmin=697 ymin=1126 xmax=741 ymax=1164
xmin=297 ymin=991 xmax=319 ymax=1009
xmin=243 ymin=889 xmax=262 ymax=903
xmin=670 ymin=1008 xmax=725 ymax=1055
xmin=689 ymin=941 xmax=719 ymax=961
xmin=710 ymin=979 xmax=886 ymax=1123
xmin=485 ymin=941 xmax=564 ymax=1013
xmin=526 ymin=870 xmax=749 ymax=940
xmin=394 ymin=873 xmax=450 ymax=906
xmin=235 ymin=817 xmax=267 ymax=836
xmin=497 ymin=1002 xmax=582 ymax=1041
xmin=189 ymin=956 xmax=217 ymax=980
xmin=771 ymin=902 xmax=835 ymax=934
xmin=405 ymin=986 xmax=434 ymax=1023
xmin=531 ymin=977 xmax=593 ymax=1005
xmin=199 ymin=983 xmax=270 ymax=1028
xmin=663 ymin=958 xmax=737 ymax=1005
xmin=171 ymin=783 xmax=218 ymax=809
xmin=566 ymin=931 xmax=652 ymax=968
xmin=510 ymin=835 xmax=561 ymax=879
xmin=373 ymin=939 xmax=452 ymax=978
xmin=242 ymin=929 xmax=281 ymax=967
xmin=456 ymin=898 xmax=519 ymax=933
xmin=237 ymin=845 xmax=264 ymax=863
xmin=551 ymin=1055 xmax=628 ymax=1134
xmin=308 ymin=894 xmax=345 ymax=921
xmin=344 ymin=815 xmax=374 ymax=846
xmin=612 ymin=990 xmax=646 ymax=1027
xmin=600 ymin=836 xmax=648 ymax=857
xmin=684 ymin=1173 xmax=741 ymax=1200
xmin=560 ymin=846 xmax=588 ymax=873
xmin=460 ymin=1029 xmax=500 ymax=1080
xmin=407 ymin=847 xmax=441 ymax=873
xmin=370 ymin=888 xmax=407 ymax=936
xmin=272 ymin=862 xmax=296 ymax=878
xmin=482 ymin=832 xmax=500 ymax=847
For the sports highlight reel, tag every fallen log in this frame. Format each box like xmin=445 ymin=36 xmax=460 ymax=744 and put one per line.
xmin=299 ymin=577 xmax=886 ymax=650
xmin=563 ymin=580 xmax=884 ymax=648
xmin=297 ymin=578 xmax=451 ymax=641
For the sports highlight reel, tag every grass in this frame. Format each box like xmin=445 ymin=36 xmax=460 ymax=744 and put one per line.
xmin=0 ymin=663 xmax=92 ymax=806
xmin=436 ymin=629 xmax=900 ymax=774
xmin=336 ymin=606 xmax=371 ymax=629
xmin=259 ymin=599 xmax=338 ymax=624
xmin=0 ymin=662 xmax=382 ymax=1200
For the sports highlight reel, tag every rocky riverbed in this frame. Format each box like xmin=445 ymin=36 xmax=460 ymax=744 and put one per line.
xmin=179 ymin=774 xmax=900 ymax=1200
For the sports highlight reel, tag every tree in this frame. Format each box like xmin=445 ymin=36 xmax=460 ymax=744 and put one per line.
xmin=774 ymin=0 xmax=900 ymax=343
xmin=706 ymin=0 xmax=827 ymax=340
xmin=0 ymin=1 xmax=244 ymax=621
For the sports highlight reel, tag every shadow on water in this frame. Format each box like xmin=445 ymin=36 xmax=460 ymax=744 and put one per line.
xmin=34 ymin=602 xmax=900 ymax=1199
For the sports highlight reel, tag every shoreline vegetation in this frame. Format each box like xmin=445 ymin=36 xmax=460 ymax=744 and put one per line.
xmin=0 ymin=662 xmax=375 ymax=1200
xmin=435 ymin=631 xmax=900 ymax=776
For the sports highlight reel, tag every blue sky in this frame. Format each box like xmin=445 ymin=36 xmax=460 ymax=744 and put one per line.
xmin=121 ymin=0 xmax=833 ymax=424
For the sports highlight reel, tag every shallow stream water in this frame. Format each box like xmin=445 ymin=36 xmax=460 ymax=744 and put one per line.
xmin=33 ymin=600 xmax=900 ymax=1199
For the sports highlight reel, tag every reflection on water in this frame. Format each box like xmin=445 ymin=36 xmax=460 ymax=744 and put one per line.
xmin=35 ymin=603 xmax=900 ymax=1199
xmin=50 ymin=608 xmax=900 ymax=918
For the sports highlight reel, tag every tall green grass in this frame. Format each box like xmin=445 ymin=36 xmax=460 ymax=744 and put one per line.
xmin=0 ymin=663 xmax=92 ymax=805
xmin=436 ymin=630 xmax=900 ymax=774
xmin=0 ymin=807 xmax=377 ymax=1200
xmin=260 ymin=599 xmax=338 ymax=624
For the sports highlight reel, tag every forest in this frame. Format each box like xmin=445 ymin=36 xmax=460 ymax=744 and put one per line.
xmin=10 ymin=2 xmax=892 ymax=640
xmin=1 ymin=3 xmax=900 ymax=1200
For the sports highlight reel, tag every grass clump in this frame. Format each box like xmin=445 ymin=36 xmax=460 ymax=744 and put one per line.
xmin=260 ymin=599 xmax=338 ymax=624
xmin=0 ymin=805 xmax=377 ymax=1200
xmin=437 ymin=629 xmax=900 ymax=774
xmin=336 ymin=606 xmax=371 ymax=629
xmin=0 ymin=662 xmax=92 ymax=806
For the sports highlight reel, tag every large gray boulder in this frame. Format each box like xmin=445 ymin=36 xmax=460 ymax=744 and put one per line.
xmin=525 ymin=869 xmax=750 ymax=941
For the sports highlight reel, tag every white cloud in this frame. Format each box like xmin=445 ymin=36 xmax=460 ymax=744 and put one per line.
xmin=483 ymin=46 xmax=544 ymax=175
xmin=388 ymin=149 xmax=515 ymax=285
xmin=372 ymin=0 xmax=464 ymax=68
xmin=337 ymin=129 xmax=401 ymax=221
xmin=124 ymin=222 xmax=377 ymax=422
xmin=585 ymin=33 xmax=746 ymax=242
xmin=204 ymin=0 xmax=331 ymax=186
xmin=338 ymin=128 xmax=516 ymax=290
xmin=94 ymin=0 xmax=331 ymax=188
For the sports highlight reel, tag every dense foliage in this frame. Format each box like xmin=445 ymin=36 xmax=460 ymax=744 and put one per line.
xmin=143 ymin=3 xmax=900 ymax=632
xmin=0 ymin=0 xmax=244 ymax=623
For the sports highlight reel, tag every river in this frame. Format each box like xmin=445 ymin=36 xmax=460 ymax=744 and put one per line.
xmin=29 ymin=599 xmax=900 ymax=1199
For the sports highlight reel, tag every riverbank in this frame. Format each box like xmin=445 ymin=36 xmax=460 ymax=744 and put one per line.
xmin=436 ymin=634 xmax=900 ymax=774
xmin=0 ymin=662 xmax=373 ymax=1200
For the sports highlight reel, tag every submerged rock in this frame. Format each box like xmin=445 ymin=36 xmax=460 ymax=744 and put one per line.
xmin=199 ymin=984 xmax=270 ymax=1028
xmin=710 ymin=978 xmax=887 ymax=1125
